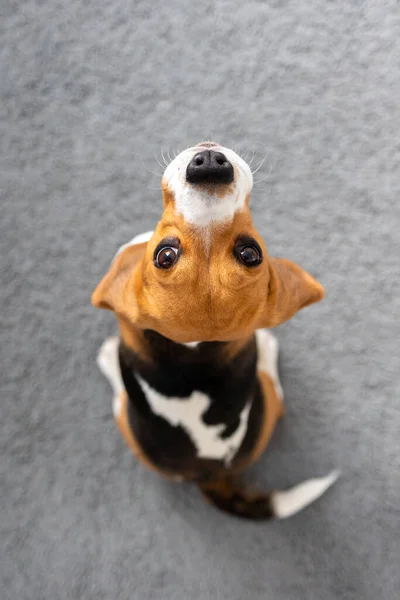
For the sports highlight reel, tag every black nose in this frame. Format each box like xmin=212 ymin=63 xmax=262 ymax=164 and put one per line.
xmin=186 ymin=150 xmax=234 ymax=184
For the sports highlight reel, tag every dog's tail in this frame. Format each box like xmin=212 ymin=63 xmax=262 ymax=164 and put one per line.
xmin=200 ymin=470 xmax=339 ymax=520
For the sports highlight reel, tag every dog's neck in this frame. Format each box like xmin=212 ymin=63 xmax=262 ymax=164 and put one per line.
xmin=142 ymin=329 xmax=228 ymax=363
xmin=118 ymin=322 xmax=258 ymax=417
xmin=118 ymin=316 xmax=252 ymax=364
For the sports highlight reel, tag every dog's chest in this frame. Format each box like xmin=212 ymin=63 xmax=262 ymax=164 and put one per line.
xmin=136 ymin=374 xmax=251 ymax=464
xmin=119 ymin=333 xmax=259 ymax=471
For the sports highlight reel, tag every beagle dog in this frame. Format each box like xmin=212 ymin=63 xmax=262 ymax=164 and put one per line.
xmin=92 ymin=142 xmax=338 ymax=520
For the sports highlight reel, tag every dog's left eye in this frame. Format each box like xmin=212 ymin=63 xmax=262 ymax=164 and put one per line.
xmin=154 ymin=238 xmax=181 ymax=269
xmin=234 ymin=237 xmax=263 ymax=267
xmin=239 ymin=245 xmax=262 ymax=266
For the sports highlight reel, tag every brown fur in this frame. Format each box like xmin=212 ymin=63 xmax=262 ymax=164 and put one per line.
xmin=92 ymin=202 xmax=323 ymax=344
xmin=118 ymin=317 xmax=150 ymax=362
xmin=242 ymin=371 xmax=285 ymax=467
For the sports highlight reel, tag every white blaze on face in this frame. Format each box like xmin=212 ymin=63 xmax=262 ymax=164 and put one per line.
xmin=162 ymin=145 xmax=253 ymax=226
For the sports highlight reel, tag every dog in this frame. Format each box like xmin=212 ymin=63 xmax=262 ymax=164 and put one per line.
xmin=92 ymin=141 xmax=338 ymax=520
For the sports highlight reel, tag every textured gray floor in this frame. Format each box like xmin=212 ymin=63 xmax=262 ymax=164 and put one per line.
xmin=1 ymin=1 xmax=400 ymax=599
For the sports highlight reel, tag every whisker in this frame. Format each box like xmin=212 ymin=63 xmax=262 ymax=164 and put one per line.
xmin=145 ymin=167 xmax=164 ymax=178
xmin=160 ymin=149 xmax=168 ymax=167
xmin=238 ymin=147 xmax=254 ymax=165
xmin=154 ymin=152 xmax=165 ymax=171
xmin=248 ymin=151 xmax=258 ymax=167
xmin=243 ymin=151 xmax=251 ymax=163
xmin=253 ymin=158 xmax=276 ymax=185
xmin=251 ymin=152 xmax=269 ymax=175
xmin=238 ymin=148 xmax=247 ymax=161
xmin=253 ymin=173 xmax=272 ymax=185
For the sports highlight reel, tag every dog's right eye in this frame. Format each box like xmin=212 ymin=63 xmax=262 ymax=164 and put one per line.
xmin=155 ymin=247 xmax=178 ymax=269
xmin=154 ymin=238 xmax=181 ymax=269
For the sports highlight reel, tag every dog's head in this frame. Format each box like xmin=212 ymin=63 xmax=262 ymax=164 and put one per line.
xmin=92 ymin=142 xmax=324 ymax=343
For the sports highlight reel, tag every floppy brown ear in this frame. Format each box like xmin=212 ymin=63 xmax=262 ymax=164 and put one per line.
xmin=258 ymin=257 xmax=325 ymax=328
xmin=91 ymin=242 xmax=147 ymax=313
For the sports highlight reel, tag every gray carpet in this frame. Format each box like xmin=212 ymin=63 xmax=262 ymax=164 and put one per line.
xmin=1 ymin=1 xmax=399 ymax=598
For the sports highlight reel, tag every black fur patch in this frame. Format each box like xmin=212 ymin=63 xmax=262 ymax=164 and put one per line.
xmin=118 ymin=331 xmax=265 ymax=481
xmin=203 ymin=488 xmax=274 ymax=520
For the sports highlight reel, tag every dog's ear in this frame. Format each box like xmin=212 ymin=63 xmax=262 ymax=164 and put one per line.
xmin=258 ymin=257 xmax=325 ymax=328
xmin=91 ymin=242 xmax=146 ymax=314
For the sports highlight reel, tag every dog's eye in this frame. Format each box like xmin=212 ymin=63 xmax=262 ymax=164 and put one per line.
xmin=155 ymin=247 xmax=178 ymax=269
xmin=239 ymin=246 xmax=262 ymax=265
xmin=234 ymin=237 xmax=263 ymax=267
xmin=154 ymin=238 xmax=181 ymax=269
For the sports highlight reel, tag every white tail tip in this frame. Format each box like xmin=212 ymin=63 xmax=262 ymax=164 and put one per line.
xmin=271 ymin=470 xmax=340 ymax=519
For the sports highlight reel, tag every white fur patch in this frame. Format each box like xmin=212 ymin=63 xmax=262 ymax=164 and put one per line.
xmin=271 ymin=471 xmax=340 ymax=518
xmin=97 ymin=336 xmax=124 ymax=417
xmin=183 ymin=341 xmax=201 ymax=348
xmin=114 ymin=230 xmax=154 ymax=260
xmin=135 ymin=374 xmax=251 ymax=464
xmin=256 ymin=329 xmax=284 ymax=401
xmin=163 ymin=145 xmax=253 ymax=226
xmin=112 ymin=395 xmax=122 ymax=418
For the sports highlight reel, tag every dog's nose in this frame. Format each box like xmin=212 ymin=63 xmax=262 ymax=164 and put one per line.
xmin=186 ymin=150 xmax=234 ymax=184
